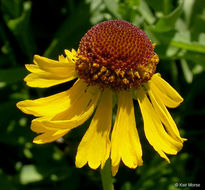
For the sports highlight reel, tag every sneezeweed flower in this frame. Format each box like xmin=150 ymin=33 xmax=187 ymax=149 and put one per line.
xmin=17 ymin=20 xmax=186 ymax=176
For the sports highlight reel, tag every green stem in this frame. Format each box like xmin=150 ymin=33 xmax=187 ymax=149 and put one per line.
xmin=100 ymin=159 xmax=114 ymax=190
xmin=163 ymin=0 xmax=170 ymax=15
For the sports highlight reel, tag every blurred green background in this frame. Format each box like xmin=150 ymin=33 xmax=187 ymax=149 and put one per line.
xmin=0 ymin=0 xmax=204 ymax=189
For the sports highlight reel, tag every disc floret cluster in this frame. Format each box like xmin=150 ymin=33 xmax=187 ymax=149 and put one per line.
xmin=76 ymin=20 xmax=159 ymax=90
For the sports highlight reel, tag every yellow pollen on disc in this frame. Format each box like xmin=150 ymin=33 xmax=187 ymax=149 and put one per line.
xmin=76 ymin=20 xmax=159 ymax=91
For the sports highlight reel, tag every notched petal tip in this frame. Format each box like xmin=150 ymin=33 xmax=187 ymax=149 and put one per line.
xmin=16 ymin=100 xmax=32 ymax=114
xmin=136 ymin=87 xmax=185 ymax=165
xmin=111 ymin=91 xmax=143 ymax=173
xmin=75 ymin=89 xmax=112 ymax=172
xmin=150 ymin=74 xmax=184 ymax=108
xmin=33 ymin=54 xmax=40 ymax=61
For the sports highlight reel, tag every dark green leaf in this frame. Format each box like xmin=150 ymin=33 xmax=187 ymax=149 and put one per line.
xmin=0 ymin=67 xmax=26 ymax=87
xmin=171 ymin=32 xmax=205 ymax=53
xmin=6 ymin=1 xmax=36 ymax=59
xmin=44 ymin=2 xmax=91 ymax=58
xmin=0 ymin=0 xmax=22 ymax=19
xmin=150 ymin=2 xmax=183 ymax=32
xmin=0 ymin=173 xmax=17 ymax=190
xmin=104 ymin=0 xmax=121 ymax=19
xmin=139 ymin=0 xmax=156 ymax=24
xmin=180 ymin=59 xmax=193 ymax=83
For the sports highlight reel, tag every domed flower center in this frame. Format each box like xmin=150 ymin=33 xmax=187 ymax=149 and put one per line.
xmin=76 ymin=20 xmax=159 ymax=91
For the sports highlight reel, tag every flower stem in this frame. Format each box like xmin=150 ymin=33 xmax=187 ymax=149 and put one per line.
xmin=100 ymin=159 xmax=114 ymax=190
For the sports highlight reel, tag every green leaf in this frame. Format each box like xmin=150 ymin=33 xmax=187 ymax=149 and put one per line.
xmin=183 ymin=51 xmax=205 ymax=64
xmin=145 ymin=0 xmax=168 ymax=13
xmin=118 ymin=0 xmax=140 ymax=22
xmin=182 ymin=51 xmax=205 ymax=74
xmin=0 ymin=100 xmax=32 ymax=145
xmin=183 ymin=0 xmax=195 ymax=26
xmin=44 ymin=2 xmax=91 ymax=58
xmin=7 ymin=1 xmax=31 ymax=32
xmin=0 ymin=67 xmax=26 ymax=87
xmin=6 ymin=1 xmax=36 ymax=59
xmin=180 ymin=59 xmax=193 ymax=83
xmin=171 ymin=32 xmax=205 ymax=53
xmin=199 ymin=33 xmax=205 ymax=45
xmin=150 ymin=2 xmax=183 ymax=32
xmin=0 ymin=173 xmax=17 ymax=190
xmin=191 ymin=14 xmax=205 ymax=34
xmin=20 ymin=165 xmax=43 ymax=184
xmin=148 ymin=30 xmax=176 ymax=44
xmin=104 ymin=0 xmax=121 ymax=19
xmin=175 ymin=18 xmax=188 ymax=32
xmin=88 ymin=0 xmax=105 ymax=24
xmin=189 ymin=0 xmax=205 ymax=34
xmin=139 ymin=0 xmax=156 ymax=24
xmin=0 ymin=0 xmax=23 ymax=19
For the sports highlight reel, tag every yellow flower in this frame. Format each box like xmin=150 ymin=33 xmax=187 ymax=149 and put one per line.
xmin=17 ymin=20 xmax=186 ymax=176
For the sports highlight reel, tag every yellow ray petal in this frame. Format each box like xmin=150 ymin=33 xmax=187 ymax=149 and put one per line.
xmin=24 ymin=74 xmax=75 ymax=88
xmin=58 ymin=55 xmax=68 ymax=63
xmin=24 ymin=50 xmax=78 ymax=88
xmin=31 ymin=85 xmax=100 ymax=131
xmin=149 ymin=74 xmax=183 ymax=108
xmin=75 ymin=89 xmax=113 ymax=169
xmin=65 ymin=49 xmax=78 ymax=63
xmin=30 ymin=119 xmax=48 ymax=133
xmin=33 ymin=128 xmax=70 ymax=144
xmin=30 ymin=86 xmax=101 ymax=144
xmin=30 ymin=114 xmax=70 ymax=145
xmin=33 ymin=55 xmax=76 ymax=73
xmin=111 ymin=91 xmax=143 ymax=170
xmin=147 ymin=86 xmax=185 ymax=143
xmin=17 ymin=79 xmax=86 ymax=117
xmin=136 ymin=88 xmax=183 ymax=163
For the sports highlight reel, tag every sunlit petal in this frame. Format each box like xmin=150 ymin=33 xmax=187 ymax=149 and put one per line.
xmin=16 ymin=79 xmax=86 ymax=117
xmin=149 ymin=74 xmax=183 ymax=108
xmin=24 ymin=50 xmax=78 ymax=88
xmin=111 ymin=91 xmax=143 ymax=169
xmin=136 ymin=87 xmax=183 ymax=163
xmin=30 ymin=85 xmax=100 ymax=144
xmin=75 ymin=89 xmax=113 ymax=169
xmin=146 ymin=84 xmax=186 ymax=143
xmin=31 ymin=85 xmax=100 ymax=131
xmin=33 ymin=128 xmax=69 ymax=144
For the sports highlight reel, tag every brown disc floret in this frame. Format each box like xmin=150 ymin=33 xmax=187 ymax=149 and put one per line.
xmin=76 ymin=20 xmax=159 ymax=91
